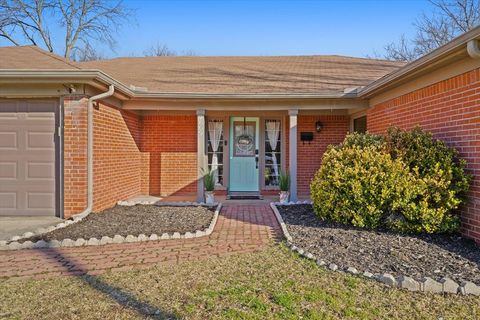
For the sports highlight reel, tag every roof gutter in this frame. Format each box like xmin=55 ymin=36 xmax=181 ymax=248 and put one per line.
xmin=0 ymin=70 xmax=131 ymax=97
xmin=467 ymin=39 xmax=480 ymax=58
xmin=0 ymin=69 xmax=359 ymax=100
xmin=72 ymin=84 xmax=115 ymax=220
xmin=130 ymin=91 xmax=358 ymax=100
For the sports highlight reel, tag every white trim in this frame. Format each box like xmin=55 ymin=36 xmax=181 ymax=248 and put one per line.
xmin=197 ymin=109 xmax=206 ymax=202
xmin=288 ymin=109 xmax=298 ymax=202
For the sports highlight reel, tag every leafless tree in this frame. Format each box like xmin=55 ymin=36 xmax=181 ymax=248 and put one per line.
xmin=144 ymin=42 xmax=197 ymax=57
xmin=0 ymin=0 xmax=132 ymax=59
xmin=384 ymin=0 xmax=480 ymax=61
xmin=143 ymin=43 xmax=177 ymax=56
xmin=181 ymin=48 xmax=197 ymax=56
xmin=72 ymin=42 xmax=104 ymax=61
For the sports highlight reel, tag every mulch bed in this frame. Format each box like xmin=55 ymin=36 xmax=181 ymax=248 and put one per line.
xmin=277 ymin=204 xmax=480 ymax=285
xmin=23 ymin=205 xmax=215 ymax=242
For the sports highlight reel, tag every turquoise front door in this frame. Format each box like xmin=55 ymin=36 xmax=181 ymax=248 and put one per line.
xmin=229 ymin=117 xmax=259 ymax=192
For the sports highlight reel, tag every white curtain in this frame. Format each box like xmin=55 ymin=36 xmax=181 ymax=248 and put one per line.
xmin=266 ymin=120 xmax=280 ymax=184
xmin=208 ymin=121 xmax=223 ymax=184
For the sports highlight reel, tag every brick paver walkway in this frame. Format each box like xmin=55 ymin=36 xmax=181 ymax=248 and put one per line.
xmin=0 ymin=204 xmax=281 ymax=279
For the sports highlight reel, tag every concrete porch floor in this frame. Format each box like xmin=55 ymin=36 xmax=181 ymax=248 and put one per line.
xmin=0 ymin=216 xmax=62 ymax=241
xmin=122 ymin=194 xmax=311 ymax=205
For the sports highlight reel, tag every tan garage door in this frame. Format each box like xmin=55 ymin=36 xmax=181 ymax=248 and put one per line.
xmin=0 ymin=100 xmax=57 ymax=216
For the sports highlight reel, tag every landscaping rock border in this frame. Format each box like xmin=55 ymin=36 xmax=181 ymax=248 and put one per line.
xmin=0 ymin=203 xmax=221 ymax=251
xmin=270 ymin=202 xmax=480 ymax=296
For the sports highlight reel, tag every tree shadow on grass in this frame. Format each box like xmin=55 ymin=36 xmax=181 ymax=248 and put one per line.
xmin=38 ymin=248 xmax=178 ymax=320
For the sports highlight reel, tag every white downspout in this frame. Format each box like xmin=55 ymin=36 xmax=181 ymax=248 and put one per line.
xmin=467 ymin=39 xmax=480 ymax=59
xmin=72 ymin=85 xmax=115 ymax=219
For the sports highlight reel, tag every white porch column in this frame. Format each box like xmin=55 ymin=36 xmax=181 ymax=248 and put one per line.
xmin=288 ymin=109 xmax=298 ymax=202
xmin=197 ymin=109 xmax=206 ymax=202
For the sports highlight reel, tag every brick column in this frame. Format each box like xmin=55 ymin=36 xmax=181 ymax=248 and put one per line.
xmin=288 ymin=109 xmax=298 ymax=202
xmin=197 ymin=109 xmax=206 ymax=202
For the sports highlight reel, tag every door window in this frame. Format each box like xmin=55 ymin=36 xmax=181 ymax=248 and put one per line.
xmin=233 ymin=121 xmax=256 ymax=157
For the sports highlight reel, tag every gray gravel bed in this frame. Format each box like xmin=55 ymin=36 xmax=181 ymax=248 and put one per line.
xmin=22 ymin=205 xmax=215 ymax=242
xmin=278 ymin=204 xmax=480 ymax=285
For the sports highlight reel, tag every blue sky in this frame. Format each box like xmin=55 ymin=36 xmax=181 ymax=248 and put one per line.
xmin=115 ymin=0 xmax=432 ymax=57
xmin=3 ymin=0 xmax=435 ymax=58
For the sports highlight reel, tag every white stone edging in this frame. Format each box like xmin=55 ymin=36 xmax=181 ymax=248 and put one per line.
xmin=2 ymin=211 xmax=91 ymax=246
xmin=0 ymin=203 xmax=221 ymax=251
xmin=269 ymin=202 xmax=294 ymax=242
xmin=270 ymin=202 xmax=480 ymax=296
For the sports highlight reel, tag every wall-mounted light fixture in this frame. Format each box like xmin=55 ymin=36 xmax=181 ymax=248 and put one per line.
xmin=315 ymin=121 xmax=323 ymax=133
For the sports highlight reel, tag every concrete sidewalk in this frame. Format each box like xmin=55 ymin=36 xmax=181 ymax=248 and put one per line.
xmin=0 ymin=216 xmax=62 ymax=241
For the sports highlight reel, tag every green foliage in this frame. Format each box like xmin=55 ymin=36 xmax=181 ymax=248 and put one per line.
xmin=310 ymin=127 xmax=471 ymax=234
xmin=310 ymin=143 xmax=410 ymax=229
xmin=279 ymin=170 xmax=290 ymax=192
xmin=341 ymin=131 xmax=384 ymax=149
xmin=384 ymin=127 xmax=470 ymax=233
xmin=203 ymin=169 xmax=216 ymax=192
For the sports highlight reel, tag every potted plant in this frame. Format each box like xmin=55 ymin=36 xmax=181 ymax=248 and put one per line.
xmin=203 ymin=169 xmax=216 ymax=205
xmin=279 ymin=170 xmax=290 ymax=204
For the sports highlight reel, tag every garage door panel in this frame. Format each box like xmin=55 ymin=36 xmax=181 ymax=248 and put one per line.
xmin=27 ymin=192 xmax=55 ymax=210
xmin=25 ymin=112 xmax=55 ymax=119
xmin=26 ymin=101 xmax=58 ymax=112
xmin=27 ymin=131 xmax=54 ymax=150
xmin=0 ymin=161 xmax=17 ymax=179
xmin=26 ymin=161 xmax=55 ymax=180
xmin=0 ymin=192 xmax=16 ymax=209
xmin=0 ymin=113 xmax=18 ymax=120
xmin=0 ymin=100 xmax=57 ymax=216
xmin=0 ymin=131 xmax=17 ymax=149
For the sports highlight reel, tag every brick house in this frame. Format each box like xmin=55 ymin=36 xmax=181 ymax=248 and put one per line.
xmin=0 ymin=27 xmax=479 ymax=243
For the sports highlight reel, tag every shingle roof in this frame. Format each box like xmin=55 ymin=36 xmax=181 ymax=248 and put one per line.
xmin=0 ymin=45 xmax=404 ymax=94
xmin=0 ymin=46 xmax=81 ymax=70
xmin=80 ymin=55 xmax=404 ymax=94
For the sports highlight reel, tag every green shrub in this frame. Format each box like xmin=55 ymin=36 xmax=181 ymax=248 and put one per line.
xmin=384 ymin=127 xmax=470 ymax=233
xmin=310 ymin=142 xmax=411 ymax=229
xmin=340 ymin=131 xmax=384 ymax=149
xmin=310 ymin=128 xmax=470 ymax=234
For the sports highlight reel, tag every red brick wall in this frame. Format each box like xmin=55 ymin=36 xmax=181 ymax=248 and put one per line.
xmin=367 ymin=69 xmax=480 ymax=242
xmin=296 ymin=115 xmax=350 ymax=195
xmin=141 ymin=115 xmax=197 ymax=196
xmin=63 ymin=96 xmax=88 ymax=217
xmin=63 ymin=97 xmax=145 ymax=217
xmin=92 ymin=102 xmax=144 ymax=212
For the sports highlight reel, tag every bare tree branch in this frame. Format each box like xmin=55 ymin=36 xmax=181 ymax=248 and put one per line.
xmin=383 ymin=34 xmax=419 ymax=61
xmin=72 ymin=41 xmax=104 ymax=61
xmin=143 ymin=43 xmax=177 ymax=56
xmin=143 ymin=43 xmax=197 ymax=57
xmin=0 ymin=0 xmax=132 ymax=59
xmin=382 ymin=0 xmax=480 ymax=61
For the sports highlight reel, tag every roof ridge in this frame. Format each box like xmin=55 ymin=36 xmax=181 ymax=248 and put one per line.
xmin=27 ymin=46 xmax=81 ymax=69
xmin=79 ymin=54 xmax=405 ymax=65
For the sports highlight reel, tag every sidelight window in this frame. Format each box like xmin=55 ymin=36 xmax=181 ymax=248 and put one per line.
xmin=207 ymin=120 xmax=224 ymax=186
xmin=264 ymin=119 xmax=282 ymax=187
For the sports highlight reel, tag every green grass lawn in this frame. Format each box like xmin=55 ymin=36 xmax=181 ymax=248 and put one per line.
xmin=1 ymin=244 xmax=479 ymax=320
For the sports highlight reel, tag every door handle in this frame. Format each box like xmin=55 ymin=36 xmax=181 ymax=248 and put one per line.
xmin=255 ymin=156 xmax=259 ymax=169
